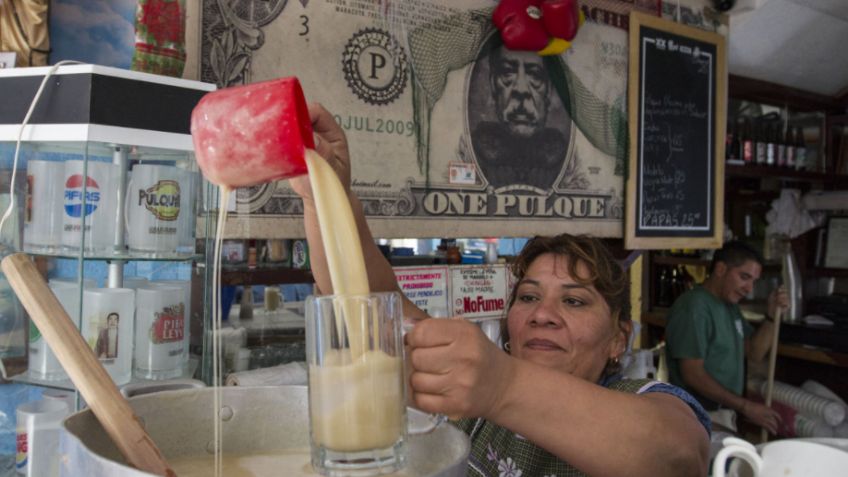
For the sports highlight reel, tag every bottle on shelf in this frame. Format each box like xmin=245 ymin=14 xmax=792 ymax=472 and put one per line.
xmin=776 ymin=122 xmax=787 ymax=167
xmin=755 ymin=121 xmax=767 ymax=165
xmin=785 ymin=123 xmax=796 ymax=169
xmin=669 ymin=266 xmax=679 ymax=301
xmin=794 ymin=126 xmax=808 ymax=171
xmin=765 ymin=122 xmax=776 ymax=166
xmin=741 ymin=118 xmax=754 ymax=164
xmin=726 ymin=120 xmax=741 ymax=164
xmin=656 ymin=266 xmax=671 ymax=308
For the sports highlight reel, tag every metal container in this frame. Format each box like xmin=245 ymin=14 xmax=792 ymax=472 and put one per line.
xmin=60 ymin=385 xmax=469 ymax=476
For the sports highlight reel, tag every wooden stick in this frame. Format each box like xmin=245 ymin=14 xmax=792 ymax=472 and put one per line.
xmin=760 ymin=308 xmax=782 ymax=443
xmin=1 ymin=253 xmax=176 ymax=477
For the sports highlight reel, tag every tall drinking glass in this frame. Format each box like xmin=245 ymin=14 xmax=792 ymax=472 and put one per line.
xmin=306 ymin=291 xmax=406 ymax=476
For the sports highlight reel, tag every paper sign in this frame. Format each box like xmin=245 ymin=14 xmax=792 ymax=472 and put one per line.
xmin=449 ymin=264 xmax=510 ymax=320
xmin=394 ymin=266 xmax=449 ymax=316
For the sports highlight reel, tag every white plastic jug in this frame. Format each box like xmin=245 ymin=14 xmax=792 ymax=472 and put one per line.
xmin=712 ymin=437 xmax=848 ymax=477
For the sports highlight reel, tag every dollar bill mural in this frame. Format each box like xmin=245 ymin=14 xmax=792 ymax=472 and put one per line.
xmin=200 ymin=0 xmax=661 ymax=239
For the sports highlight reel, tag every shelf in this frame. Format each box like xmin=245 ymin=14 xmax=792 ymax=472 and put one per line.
xmin=653 ymin=255 xmax=710 ymax=267
xmin=777 ymin=344 xmax=848 ymax=368
xmin=652 ymin=254 xmax=781 ymax=271
xmin=726 ymin=164 xmax=848 ymax=185
xmin=9 ymin=357 xmax=200 ymax=391
xmin=220 ymin=266 xmax=314 ymax=286
xmin=25 ymin=246 xmax=202 ymax=262
xmin=807 ymin=267 xmax=848 ymax=278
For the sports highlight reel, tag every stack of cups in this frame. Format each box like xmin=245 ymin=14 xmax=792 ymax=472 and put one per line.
xmin=15 ymin=399 xmax=68 ymax=477
xmin=126 ymin=164 xmax=190 ymax=256
xmin=61 ymin=160 xmax=120 ymax=254
xmin=27 ymin=281 xmax=84 ymax=382
xmin=134 ymin=283 xmax=188 ymax=380
xmin=23 ymin=160 xmax=65 ymax=253
xmin=176 ymin=165 xmax=198 ymax=254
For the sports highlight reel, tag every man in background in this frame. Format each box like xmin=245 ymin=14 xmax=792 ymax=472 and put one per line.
xmin=666 ymin=240 xmax=788 ymax=434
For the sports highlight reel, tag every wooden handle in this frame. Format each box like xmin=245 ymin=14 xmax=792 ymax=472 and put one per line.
xmin=760 ymin=308 xmax=783 ymax=443
xmin=1 ymin=253 xmax=176 ymax=477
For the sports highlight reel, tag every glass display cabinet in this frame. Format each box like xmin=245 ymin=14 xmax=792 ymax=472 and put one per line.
xmin=0 ymin=64 xmax=216 ymax=470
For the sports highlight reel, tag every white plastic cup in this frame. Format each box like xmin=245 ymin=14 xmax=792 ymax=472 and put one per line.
xmin=134 ymin=286 xmax=186 ymax=380
xmin=82 ymin=288 xmax=135 ymax=385
xmin=41 ymin=389 xmax=77 ymax=414
xmin=28 ymin=283 xmax=82 ymax=381
xmin=15 ymin=399 xmax=68 ymax=477
xmin=176 ymin=167 xmax=198 ymax=254
xmin=61 ymin=160 xmax=119 ymax=253
xmin=122 ymin=276 xmax=150 ymax=290
xmin=48 ymin=277 xmax=96 ymax=290
xmin=24 ymin=160 xmax=65 ymax=252
xmin=148 ymin=279 xmax=192 ymax=365
xmin=126 ymin=164 xmax=186 ymax=253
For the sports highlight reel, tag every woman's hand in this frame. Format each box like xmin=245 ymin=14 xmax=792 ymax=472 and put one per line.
xmin=741 ymin=399 xmax=782 ymax=435
xmin=405 ymin=318 xmax=516 ymax=420
xmin=289 ymin=102 xmax=351 ymax=201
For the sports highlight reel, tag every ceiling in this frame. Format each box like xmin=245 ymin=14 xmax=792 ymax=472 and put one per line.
xmin=728 ymin=0 xmax=848 ymax=100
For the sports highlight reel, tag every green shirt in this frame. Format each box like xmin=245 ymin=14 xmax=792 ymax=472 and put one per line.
xmin=665 ymin=285 xmax=753 ymax=409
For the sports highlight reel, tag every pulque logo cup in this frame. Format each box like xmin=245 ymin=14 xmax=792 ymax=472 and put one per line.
xmin=64 ymin=174 xmax=101 ymax=218
xmin=138 ymin=180 xmax=181 ymax=221
xmin=127 ymin=165 xmax=185 ymax=253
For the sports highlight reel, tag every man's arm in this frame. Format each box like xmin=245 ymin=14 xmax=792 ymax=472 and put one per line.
xmin=746 ymin=319 xmax=775 ymax=362
xmin=746 ymin=287 xmax=789 ymax=361
xmin=679 ymin=358 xmax=779 ymax=434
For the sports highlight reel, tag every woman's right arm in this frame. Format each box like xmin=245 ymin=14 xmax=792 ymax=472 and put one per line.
xmin=292 ymin=103 xmax=428 ymax=320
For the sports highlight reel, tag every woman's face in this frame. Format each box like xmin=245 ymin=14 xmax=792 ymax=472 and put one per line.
xmin=506 ymin=253 xmax=627 ymax=381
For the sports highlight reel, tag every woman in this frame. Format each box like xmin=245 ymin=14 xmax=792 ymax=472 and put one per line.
xmin=292 ymin=103 xmax=710 ymax=477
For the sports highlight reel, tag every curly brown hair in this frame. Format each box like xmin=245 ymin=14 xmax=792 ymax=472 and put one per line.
xmin=501 ymin=234 xmax=631 ymax=373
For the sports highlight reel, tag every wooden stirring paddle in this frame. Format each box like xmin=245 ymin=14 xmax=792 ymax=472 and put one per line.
xmin=1 ymin=253 xmax=176 ymax=477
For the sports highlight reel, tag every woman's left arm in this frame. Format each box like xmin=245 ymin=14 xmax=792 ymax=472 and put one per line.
xmin=497 ymin=364 xmax=709 ymax=477
xmin=407 ymin=319 xmax=709 ymax=477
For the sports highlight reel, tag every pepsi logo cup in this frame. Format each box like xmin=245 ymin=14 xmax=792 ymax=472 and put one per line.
xmin=23 ymin=160 xmax=65 ymax=252
xmin=61 ymin=160 xmax=119 ymax=253
xmin=126 ymin=165 xmax=187 ymax=254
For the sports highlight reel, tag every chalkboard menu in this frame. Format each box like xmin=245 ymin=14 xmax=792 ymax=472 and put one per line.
xmin=625 ymin=13 xmax=726 ymax=249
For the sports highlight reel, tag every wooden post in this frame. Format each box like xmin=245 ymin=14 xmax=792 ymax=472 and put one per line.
xmin=1 ymin=253 xmax=176 ymax=477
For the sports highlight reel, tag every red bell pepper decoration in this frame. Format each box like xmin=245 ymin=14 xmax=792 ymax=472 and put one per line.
xmin=492 ymin=0 xmax=584 ymax=56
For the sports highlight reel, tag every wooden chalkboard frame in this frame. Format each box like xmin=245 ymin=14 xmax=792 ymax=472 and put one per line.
xmin=625 ymin=12 xmax=726 ymax=250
